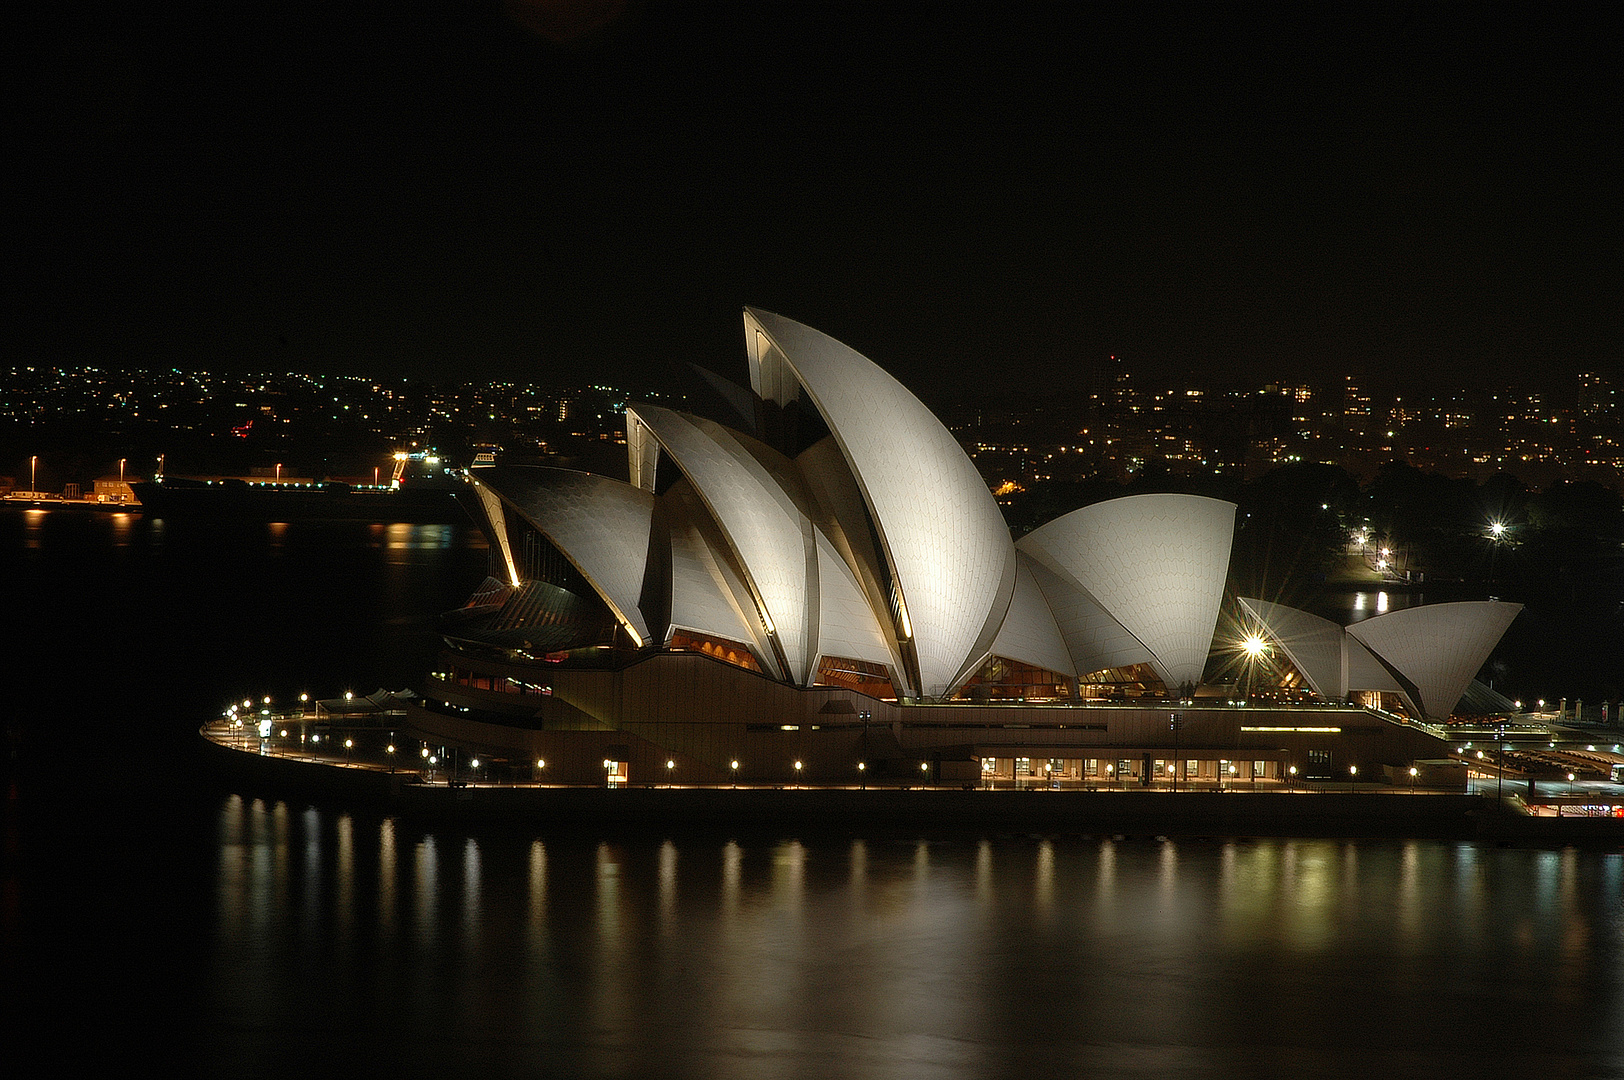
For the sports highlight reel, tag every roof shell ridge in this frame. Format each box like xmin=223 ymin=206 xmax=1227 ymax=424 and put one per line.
xmin=742 ymin=307 xmax=1017 ymax=699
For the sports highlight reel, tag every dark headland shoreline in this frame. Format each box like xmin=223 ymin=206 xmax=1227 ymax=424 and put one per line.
xmin=197 ymin=736 xmax=1624 ymax=847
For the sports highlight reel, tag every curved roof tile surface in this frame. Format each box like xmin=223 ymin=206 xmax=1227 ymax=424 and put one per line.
xmin=1020 ymin=494 xmax=1235 ymax=692
xmin=745 ymin=308 xmax=1017 ymax=698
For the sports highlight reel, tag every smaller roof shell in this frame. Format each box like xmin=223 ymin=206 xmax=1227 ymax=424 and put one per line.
xmin=1020 ymin=494 xmax=1235 ymax=691
xmin=1346 ymin=600 xmax=1522 ymax=719
xmin=471 ymin=465 xmax=656 ymax=647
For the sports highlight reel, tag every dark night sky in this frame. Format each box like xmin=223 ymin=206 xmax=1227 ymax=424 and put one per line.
xmin=5 ymin=2 xmax=1619 ymax=396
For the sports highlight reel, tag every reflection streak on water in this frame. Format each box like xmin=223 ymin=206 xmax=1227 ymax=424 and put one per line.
xmin=527 ymin=839 xmax=548 ymax=945
xmin=379 ymin=818 xmax=396 ymax=936
xmin=413 ymin=835 xmax=438 ymax=943
xmin=462 ymin=837 xmax=482 ymax=951
xmin=1035 ymin=840 xmax=1054 ymax=917
xmin=336 ymin=814 xmax=354 ymax=941
xmin=658 ymin=839 xmax=677 ymax=934
xmin=204 ymin=803 xmax=1624 ymax=1076
xmin=1398 ymin=840 xmax=1420 ymax=952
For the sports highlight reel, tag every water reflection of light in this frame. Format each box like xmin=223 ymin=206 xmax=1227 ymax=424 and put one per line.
xmin=1158 ymin=840 xmax=1177 ymax=911
xmin=303 ymin=807 xmax=323 ymax=933
xmin=379 ymin=818 xmax=397 ymax=935
xmin=1397 ymin=841 xmax=1420 ymax=951
xmin=1284 ymin=842 xmax=1337 ymax=952
xmin=336 ymin=814 xmax=354 ymax=938
xmin=593 ymin=843 xmax=631 ymax=1035
xmin=595 ymin=843 xmax=622 ymax=942
xmin=528 ymin=840 xmax=548 ymax=930
xmin=385 ymin=522 xmax=456 ymax=551
xmin=22 ymin=508 xmax=45 ymax=549
xmin=975 ymin=840 xmax=992 ymax=913
xmin=1035 ymin=840 xmax=1054 ymax=915
xmin=1559 ymin=848 xmax=1589 ymax=973
xmin=463 ymin=838 xmax=482 ymax=947
xmin=525 ymin=841 xmax=552 ymax=962
xmin=414 ymin=835 xmax=439 ymax=942
xmin=192 ymin=828 xmax=1624 ymax=1070
xmin=659 ymin=840 xmax=678 ymax=932
xmin=271 ymin=800 xmax=290 ymax=911
xmin=722 ymin=840 xmax=741 ymax=923
xmin=216 ymin=795 xmax=247 ymax=940
xmin=1376 ymin=591 xmax=1389 ymax=613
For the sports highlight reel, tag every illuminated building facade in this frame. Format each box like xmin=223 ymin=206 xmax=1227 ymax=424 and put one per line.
xmin=410 ymin=311 xmax=1517 ymax=787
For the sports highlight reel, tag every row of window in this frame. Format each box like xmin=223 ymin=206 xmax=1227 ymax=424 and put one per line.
xmin=983 ymin=757 xmax=1280 ymax=780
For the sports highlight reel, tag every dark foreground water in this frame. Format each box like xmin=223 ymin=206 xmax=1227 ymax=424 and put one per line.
xmin=4 ymin=510 xmax=1624 ymax=1078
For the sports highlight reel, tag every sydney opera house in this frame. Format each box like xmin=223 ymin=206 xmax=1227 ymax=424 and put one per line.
xmin=408 ymin=309 xmax=1520 ymax=788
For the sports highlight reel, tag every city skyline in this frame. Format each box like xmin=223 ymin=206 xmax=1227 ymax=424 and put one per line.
xmin=2 ymin=354 xmax=1617 ymax=496
xmin=7 ymin=3 xmax=1619 ymax=389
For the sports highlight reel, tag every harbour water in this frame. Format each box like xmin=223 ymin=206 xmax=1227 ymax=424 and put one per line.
xmin=4 ymin=511 xmax=1623 ymax=1077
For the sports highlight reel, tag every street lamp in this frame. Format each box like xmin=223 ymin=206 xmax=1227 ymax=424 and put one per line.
xmin=857 ymin=761 xmax=866 ymax=790
xmin=30 ymin=455 xmax=37 ymax=496
xmin=666 ymin=759 xmax=675 ymax=785
xmin=1409 ymin=765 xmax=1418 ymax=792
xmin=1349 ymin=764 xmax=1358 ymax=793
xmin=730 ymin=759 xmax=739 ymax=787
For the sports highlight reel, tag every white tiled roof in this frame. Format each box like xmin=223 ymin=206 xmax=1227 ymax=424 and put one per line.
xmin=474 ymin=465 xmax=655 ymax=647
xmin=746 ymin=308 xmax=1017 ymax=698
xmin=1347 ymin=600 xmax=1522 ymax=718
xmin=1020 ymin=494 xmax=1235 ymax=691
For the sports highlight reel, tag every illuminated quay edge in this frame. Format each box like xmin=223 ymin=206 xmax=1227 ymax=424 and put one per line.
xmin=401 ymin=309 xmax=1522 ymax=790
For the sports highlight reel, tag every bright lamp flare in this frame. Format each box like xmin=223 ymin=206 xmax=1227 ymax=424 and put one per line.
xmin=1242 ymin=634 xmax=1268 ymax=658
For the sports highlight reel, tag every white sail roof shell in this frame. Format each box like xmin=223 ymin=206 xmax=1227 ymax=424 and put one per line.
xmin=1019 ymin=494 xmax=1235 ymax=691
xmin=745 ymin=308 xmax=1016 ymax=698
xmin=1023 ymin=553 xmax=1157 ymax=676
xmin=467 ymin=474 xmax=521 ymax=587
xmin=474 ymin=466 xmax=655 ymax=647
xmin=627 ymin=404 xmax=816 ymax=683
xmin=1346 ymin=600 xmax=1522 ymax=719
xmin=667 ymin=509 xmax=763 ymax=656
xmin=812 ymin=537 xmax=897 ymax=672
xmin=990 ymin=553 xmax=1077 ymax=677
xmin=1345 ymin=636 xmax=1408 ymax=697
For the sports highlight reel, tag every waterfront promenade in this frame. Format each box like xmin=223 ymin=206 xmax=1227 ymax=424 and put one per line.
xmin=198 ymin=717 xmax=1624 ymax=844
